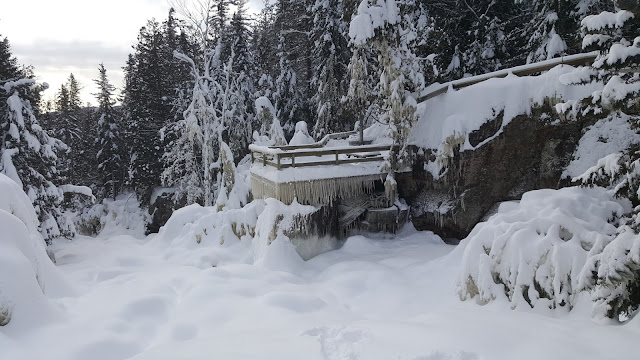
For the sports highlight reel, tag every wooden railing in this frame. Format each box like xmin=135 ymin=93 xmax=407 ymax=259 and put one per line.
xmin=249 ymin=143 xmax=396 ymax=170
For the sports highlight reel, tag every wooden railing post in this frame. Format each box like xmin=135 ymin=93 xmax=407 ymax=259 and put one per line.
xmin=335 ymin=150 xmax=339 ymax=165
xmin=292 ymin=154 xmax=296 ymax=167
xmin=262 ymin=153 xmax=266 ymax=166
xmin=277 ymin=154 xmax=281 ymax=170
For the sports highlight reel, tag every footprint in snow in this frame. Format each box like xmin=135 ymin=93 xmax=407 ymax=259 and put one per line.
xmin=413 ymin=351 xmax=480 ymax=360
xmin=304 ymin=326 xmax=365 ymax=360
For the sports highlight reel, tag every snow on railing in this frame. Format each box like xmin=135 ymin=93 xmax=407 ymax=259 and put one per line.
xmin=417 ymin=51 xmax=600 ymax=103
xmin=249 ymin=142 xmax=396 ymax=170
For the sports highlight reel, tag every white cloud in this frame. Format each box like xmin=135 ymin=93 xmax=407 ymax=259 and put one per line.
xmin=1 ymin=0 xmax=265 ymax=106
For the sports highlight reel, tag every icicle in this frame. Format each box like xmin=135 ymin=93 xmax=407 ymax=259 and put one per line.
xmin=252 ymin=173 xmax=383 ymax=206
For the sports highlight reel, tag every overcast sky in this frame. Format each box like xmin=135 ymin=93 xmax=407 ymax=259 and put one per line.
xmin=1 ymin=0 xmax=263 ymax=107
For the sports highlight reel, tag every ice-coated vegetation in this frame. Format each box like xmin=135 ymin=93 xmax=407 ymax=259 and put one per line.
xmin=457 ymin=187 xmax=628 ymax=310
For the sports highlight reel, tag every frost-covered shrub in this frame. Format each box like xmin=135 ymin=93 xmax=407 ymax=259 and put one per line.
xmin=74 ymin=193 xmax=150 ymax=237
xmin=215 ymin=141 xmax=250 ymax=212
xmin=458 ymin=187 xmax=628 ymax=310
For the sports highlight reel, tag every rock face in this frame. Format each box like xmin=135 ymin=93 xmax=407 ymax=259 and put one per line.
xmin=399 ymin=103 xmax=594 ymax=241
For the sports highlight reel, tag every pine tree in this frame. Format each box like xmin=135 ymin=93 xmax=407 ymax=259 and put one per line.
xmin=93 ymin=64 xmax=123 ymax=200
xmin=253 ymin=0 xmax=279 ymax=98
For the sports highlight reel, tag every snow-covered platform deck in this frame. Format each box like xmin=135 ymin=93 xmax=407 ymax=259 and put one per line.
xmin=249 ymin=137 xmax=396 ymax=206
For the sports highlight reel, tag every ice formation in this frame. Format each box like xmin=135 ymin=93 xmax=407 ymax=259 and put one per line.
xmin=251 ymin=173 xmax=382 ymax=206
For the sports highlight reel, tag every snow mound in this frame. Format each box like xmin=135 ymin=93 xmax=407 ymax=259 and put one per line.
xmin=149 ymin=197 xmax=332 ymax=269
xmin=149 ymin=201 xmax=266 ymax=267
xmin=0 ymin=174 xmax=40 ymax=233
xmin=0 ymin=174 xmax=70 ymax=330
xmin=253 ymin=198 xmax=320 ymax=268
xmin=457 ymin=186 xmax=629 ymax=310
xmin=289 ymin=121 xmax=315 ymax=146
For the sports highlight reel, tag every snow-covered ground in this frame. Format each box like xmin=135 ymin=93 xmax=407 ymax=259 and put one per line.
xmin=1 ymin=222 xmax=639 ymax=360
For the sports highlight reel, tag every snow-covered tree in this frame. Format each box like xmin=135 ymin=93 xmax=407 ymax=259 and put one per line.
xmin=310 ymin=0 xmax=351 ymax=138
xmin=1 ymin=80 xmax=73 ymax=243
xmin=566 ymin=6 xmax=640 ymax=321
xmin=122 ymin=18 xmax=175 ymax=204
xmin=226 ymin=0 xmax=256 ymax=161
xmin=93 ymin=63 xmax=123 ymax=200
xmin=348 ymin=0 xmax=423 ymax=169
xmin=273 ymin=0 xmax=313 ymax=134
xmin=254 ymin=96 xmax=287 ymax=146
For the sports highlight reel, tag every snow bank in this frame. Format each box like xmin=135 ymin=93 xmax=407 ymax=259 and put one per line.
xmin=410 ymin=66 xmax=601 ymax=177
xmin=0 ymin=174 xmax=70 ymax=330
xmin=457 ymin=186 xmax=629 ymax=310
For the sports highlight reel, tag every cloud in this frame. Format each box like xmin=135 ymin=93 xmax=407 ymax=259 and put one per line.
xmin=11 ymin=39 xmax=130 ymax=106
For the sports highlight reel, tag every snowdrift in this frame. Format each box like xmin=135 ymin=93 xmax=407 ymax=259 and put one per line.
xmin=149 ymin=197 xmax=332 ymax=269
xmin=457 ymin=186 xmax=629 ymax=311
xmin=0 ymin=174 xmax=70 ymax=330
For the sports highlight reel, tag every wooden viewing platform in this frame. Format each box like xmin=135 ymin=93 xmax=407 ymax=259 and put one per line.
xmin=249 ymin=143 xmax=395 ymax=170
xmin=249 ymin=136 xmax=398 ymax=206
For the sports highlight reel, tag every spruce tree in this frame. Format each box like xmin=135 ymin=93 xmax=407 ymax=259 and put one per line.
xmin=93 ymin=63 xmax=122 ymax=200
xmin=122 ymin=19 xmax=173 ymax=204
xmin=225 ymin=0 xmax=256 ymax=161
xmin=273 ymin=0 xmax=313 ymax=134
xmin=1 ymin=45 xmax=73 ymax=243
xmin=310 ymin=0 xmax=351 ymax=138
xmin=566 ymin=5 xmax=640 ymax=321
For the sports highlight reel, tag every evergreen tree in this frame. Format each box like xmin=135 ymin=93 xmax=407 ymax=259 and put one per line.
xmin=273 ymin=0 xmax=313 ymax=134
xmin=566 ymin=5 xmax=640 ymax=321
xmin=93 ymin=63 xmax=123 ymax=200
xmin=253 ymin=0 xmax=279 ymax=97
xmin=349 ymin=0 xmax=424 ymax=169
xmin=122 ymin=19 xmax=174 ymax=204
xmin=310 ymin=0 xmax=352 ymax=138
xmin=1 ymin=77 xmax=73 ymax=243
xmin=225 ymin=0 xmax=256 ymax=161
